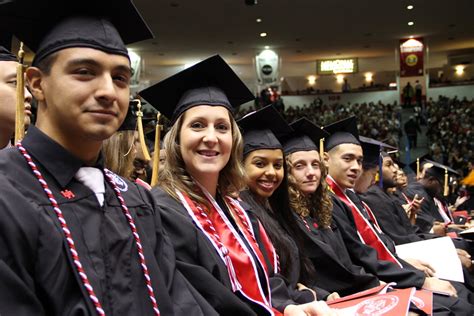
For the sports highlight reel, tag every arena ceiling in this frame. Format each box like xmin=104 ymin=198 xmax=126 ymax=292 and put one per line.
xmin=131 ymin=0 xmax=474 ymax=68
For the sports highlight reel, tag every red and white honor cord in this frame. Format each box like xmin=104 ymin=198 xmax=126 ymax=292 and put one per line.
xmin=17 ymin=143 xmax=160 ymax=316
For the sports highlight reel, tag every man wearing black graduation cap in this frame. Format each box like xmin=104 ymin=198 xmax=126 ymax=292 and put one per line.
xmin=0 ymin=1 xmax=217 ymax=315
xmin=0 ymin=32 xmax=32 ymax=148
xmin=322 ymin=117 xmax=474 ymax=314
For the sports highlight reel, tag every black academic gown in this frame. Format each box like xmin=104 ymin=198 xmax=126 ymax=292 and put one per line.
xmin=293 ymin=212 xmax=381 ymax=296
xmin=0 ymin=126 xmax=216 ymax=316
xmin=332 ymin=194 xmax=474 ymax=314
xmin=239 ymin=190 xmax=325 ymax=302
xmin=361 ymin=185 xmax=435 ymax=245
xmin=152 ymin=186 xmax=303 ymax=315
xmin=404 ymin=182 xmax=441 ymax=233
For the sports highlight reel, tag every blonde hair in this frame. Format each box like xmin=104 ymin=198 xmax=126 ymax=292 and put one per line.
xmin=286 ymin=153 xmax=333 ymax=228
xmin=102 ymin=130 xmax=136 ymax=180
xmin=159 ymin=108 xmax=247 ymax=205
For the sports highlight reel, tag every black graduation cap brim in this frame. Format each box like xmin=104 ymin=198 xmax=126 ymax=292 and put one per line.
xmin=359 ymin=137 xmax=383 ymax=168
xmin=237 ymin=104 xmax=292 ymax=156
xmin=283 ymin=117 xmax=329 ymax=155
xmin=0 ymin=31 xmax=17 ymax=62
xmin=323 ymin=116 xmax=360 ymax=151
xmin=139 ymin=55 xmax=255 ymax=122
xmin=424 ymin=159 xmax=459 ymax=176
xmin=0 ymin=0 xmax=153 ymax=64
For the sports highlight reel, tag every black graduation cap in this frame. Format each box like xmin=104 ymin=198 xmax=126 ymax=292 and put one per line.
xmin=237 ymin=104 xmax=292 ymax=157
xmin=0 ymin=32 xmax=17 ymax=62
xmin=282 ymin=117 xmax=329 ymax=155
xmin=118 ymin=100 xmax=139 ymax=131
xmin=139 ymin=55 xmax=255 ymax=123
xmin=408 ymin=153 xmax=433 ymax=175
xmin=423 ymin=160 xmax=460 ymax=196
xmin=0 ymin=0 xmax=153 ymax=65
xmin=359 ymin=137 xmax=382 ymax=169
xmin=322 ymin=116 xmax=360 ymax=151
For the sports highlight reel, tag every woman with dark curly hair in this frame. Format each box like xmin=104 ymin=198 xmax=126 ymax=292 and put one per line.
xmin=284 ymin=118 xmax=381 ymax=297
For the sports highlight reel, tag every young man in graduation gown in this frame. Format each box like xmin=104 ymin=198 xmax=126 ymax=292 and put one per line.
xmin=322 ymin=117 xmax=474 ymax=314
xmin=0 ymin=1 xmax=217 ymax=315
xmin=0 ymin=33 xmax=32 ymax=148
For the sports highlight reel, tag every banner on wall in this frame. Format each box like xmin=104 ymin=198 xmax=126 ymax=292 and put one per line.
xmin=255 ymin=49 xmax=280 ymax=86
xmin=399 ymin=38 xmax=424 ymax=77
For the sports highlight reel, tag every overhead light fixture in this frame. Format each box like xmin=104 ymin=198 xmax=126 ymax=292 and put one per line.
xmin=407 ymin=5 xmax=414 ymax=10
xmin=336 ymin=74 xmax=344 ymax=83
xmin=455 ymin=65 xmax=465 ymax=75
xmin=256 ymin=18 xmax=262 ymax=23
xmin=365 ymin=72 xmax=373 ymax=82
xmin=409 ymin=35 xmax=414 ymax=39
xmin=307 ymin=75 xmax=316 ymax=85
xmin=264 ymin=45 xmax=269 ymax=49
xmin=260 ymin=32 xmax=267 ymax=37
xmin=408 ymin=21 xmax=414 ymax=26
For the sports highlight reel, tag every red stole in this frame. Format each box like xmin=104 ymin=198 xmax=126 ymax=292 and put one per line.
xmin=326 ymin=176 xmax=402 ymax=267
xmin=176 ymin=189 xmax=280 ymax=316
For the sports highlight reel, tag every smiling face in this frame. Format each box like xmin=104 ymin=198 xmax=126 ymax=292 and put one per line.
xmin=179 ymin=105 xmax=233 ymax=184
xmin=27 ymin=47 xmax=131 ymax=147
xmin=244 ymin=148 xmax=284 ymax=198
xmin=288 ymin=150 xmax=321 ymax=195
xmin=326 ymin=143 xmax=363 ymax=190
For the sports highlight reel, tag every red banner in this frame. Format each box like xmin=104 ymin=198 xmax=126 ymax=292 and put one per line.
xmin=400 ymin=38 xmax=424 ymax=77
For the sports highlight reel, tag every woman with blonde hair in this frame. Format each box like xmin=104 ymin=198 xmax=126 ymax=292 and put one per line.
xmin=141 ymin=56 xmax=337 ymax=316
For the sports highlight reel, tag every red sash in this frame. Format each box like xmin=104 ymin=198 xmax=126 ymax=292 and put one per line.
xmin=327 ymin=176 xmax=402 ymax=267
xmin=176 ymin=189 xmax=280 ymax=315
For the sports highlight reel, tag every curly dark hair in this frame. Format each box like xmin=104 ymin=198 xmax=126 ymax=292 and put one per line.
xmin=286 ymin=153 xmax=333 ymax=228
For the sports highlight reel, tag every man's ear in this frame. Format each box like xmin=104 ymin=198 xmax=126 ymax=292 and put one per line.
xmin=26 ymin=67 xmax=46 ymax=102
xmin=322 ymin=151 xmax=330 ymax=169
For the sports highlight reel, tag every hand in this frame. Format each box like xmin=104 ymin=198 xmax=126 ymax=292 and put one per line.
xmin=456 ymin=249 xmax=473 ymax=271
xmin=432 ymin=222 xmax=447 ymax=236
xmin=284 ymin=301 xmax=341 ymax=316
xmin=404 ymin=258 xmax=436 ymax=277
xmin=454 ymin=196 xmax=469 ymax=208
xmin=297 ymin=283 xmax=317 ymax=301
xmin=422 ymin=277 xmax=457 ymax=297
xmin=326 ymin=292 xmax=340 ymax=302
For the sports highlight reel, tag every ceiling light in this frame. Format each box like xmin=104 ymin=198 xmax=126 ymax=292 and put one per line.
xmin=307 ymin=75 xmax=316 ymax=85
xmin=407 ymin=5 xmax=414 ymax=10
xmin=409 ymin=35 xmax=414 ymax=39
xmin=256 ymin=18 xmax=262 ymax=23
xmin=455 ymin=65 xmax=465 ymax=75
xmin=336 ymin=74 xmax=344 ymax=83
xmin=264 ymin=45 xmax=269 ymax=49
xmin=365 ymin=72 xmax=373 ymax=82
xmin=260 ymin=32 xmax=267 ymax=37
xmin=408 ymin=21 xmax=414 ymax=26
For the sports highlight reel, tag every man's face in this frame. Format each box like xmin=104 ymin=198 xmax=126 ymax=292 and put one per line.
xmin=28 ymin=47 xmax=131 ymax=145
xmin=0 ymin=60 xmax=32 ymax=141
xmin=382 ymin=156 xmax=397 ymax=188
xmin=326 ymin=143 xmax=363 ymax=190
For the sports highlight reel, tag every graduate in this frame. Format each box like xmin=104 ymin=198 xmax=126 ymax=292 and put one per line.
xmin=322 ymin=116 xmax=474 ymax=313
xmin=0 ymin=33 xmax=32 ymax=148
xmin=0 ymin=0 xmax=217 ymax=314
xmin=238 ymin=106 xmax=336 ymax=304
xmin=283 ymin=118 xmax=382 ymax=296
xmin=142 ymin=55 xmax=337 ymax=315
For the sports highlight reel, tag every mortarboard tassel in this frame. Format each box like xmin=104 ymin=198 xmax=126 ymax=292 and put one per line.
xmin=416 ymin=158 xmax=420 ymax=178
xmin=443 ymin=168 xmax=449 ymax=197
xmin=150 ymin=113 xmax=162 ymax=187
xmin=319 ymin=137 xmax=325 ymax=160
xmin=14 ymin=42 xmax=25 ymax=143
xmin=135 ymin=99 xmax=151 ymax=161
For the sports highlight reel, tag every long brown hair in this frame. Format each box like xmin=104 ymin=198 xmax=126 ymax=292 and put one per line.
xmin=102 ymin=130 xmax=136 ymax=180
xmin=159 ymin=108 xmax=247 ymax=204
xmin=286 ymin=152 xmax=333 ymax=228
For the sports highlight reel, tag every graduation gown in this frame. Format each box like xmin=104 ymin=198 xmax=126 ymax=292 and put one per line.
xmin=293 ymin=212 xmax=381 ymax=296
xmin=239 ymin=190 xmax=326 ymax=302
xmin=404 ymin=182 xmax=440 ymax=233
xmin=0 ymin=126 xmax=216 ymax=316
xmin=152 ymin=186 xmax=301 ymax=315
xmin=361 ymin=185 xmax=435 ymax=245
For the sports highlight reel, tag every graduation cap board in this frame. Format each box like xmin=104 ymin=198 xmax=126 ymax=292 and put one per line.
xmin=359 ymin=136 xmax=398 ymax=187
xmin=139 ymin=55 xmax=255 ymax=123
xmin=237 ymin=104 xmax=292 ymax=157
xmin=408 ymin=154 xmax=433 ymax=178
xmin=322 ymin=116 xmax=360 ymax=152
xmin=0 ymin=32 xmax=17 ymax=61
xmin=0 ymin=0 xmax=154 ymax=65
xmin=423 ymin=160 xmax=460 ymax=196
xmin=282 ymin=117 xmax=329 ymax=159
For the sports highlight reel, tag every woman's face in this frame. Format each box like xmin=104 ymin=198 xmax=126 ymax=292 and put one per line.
xmin=179 ymin=105 xmax=233 ymax=183
xmin=288 ymin=150 xmax=321 ymax=195
xmin=244 ymin=149 xmax=284 ymax=198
